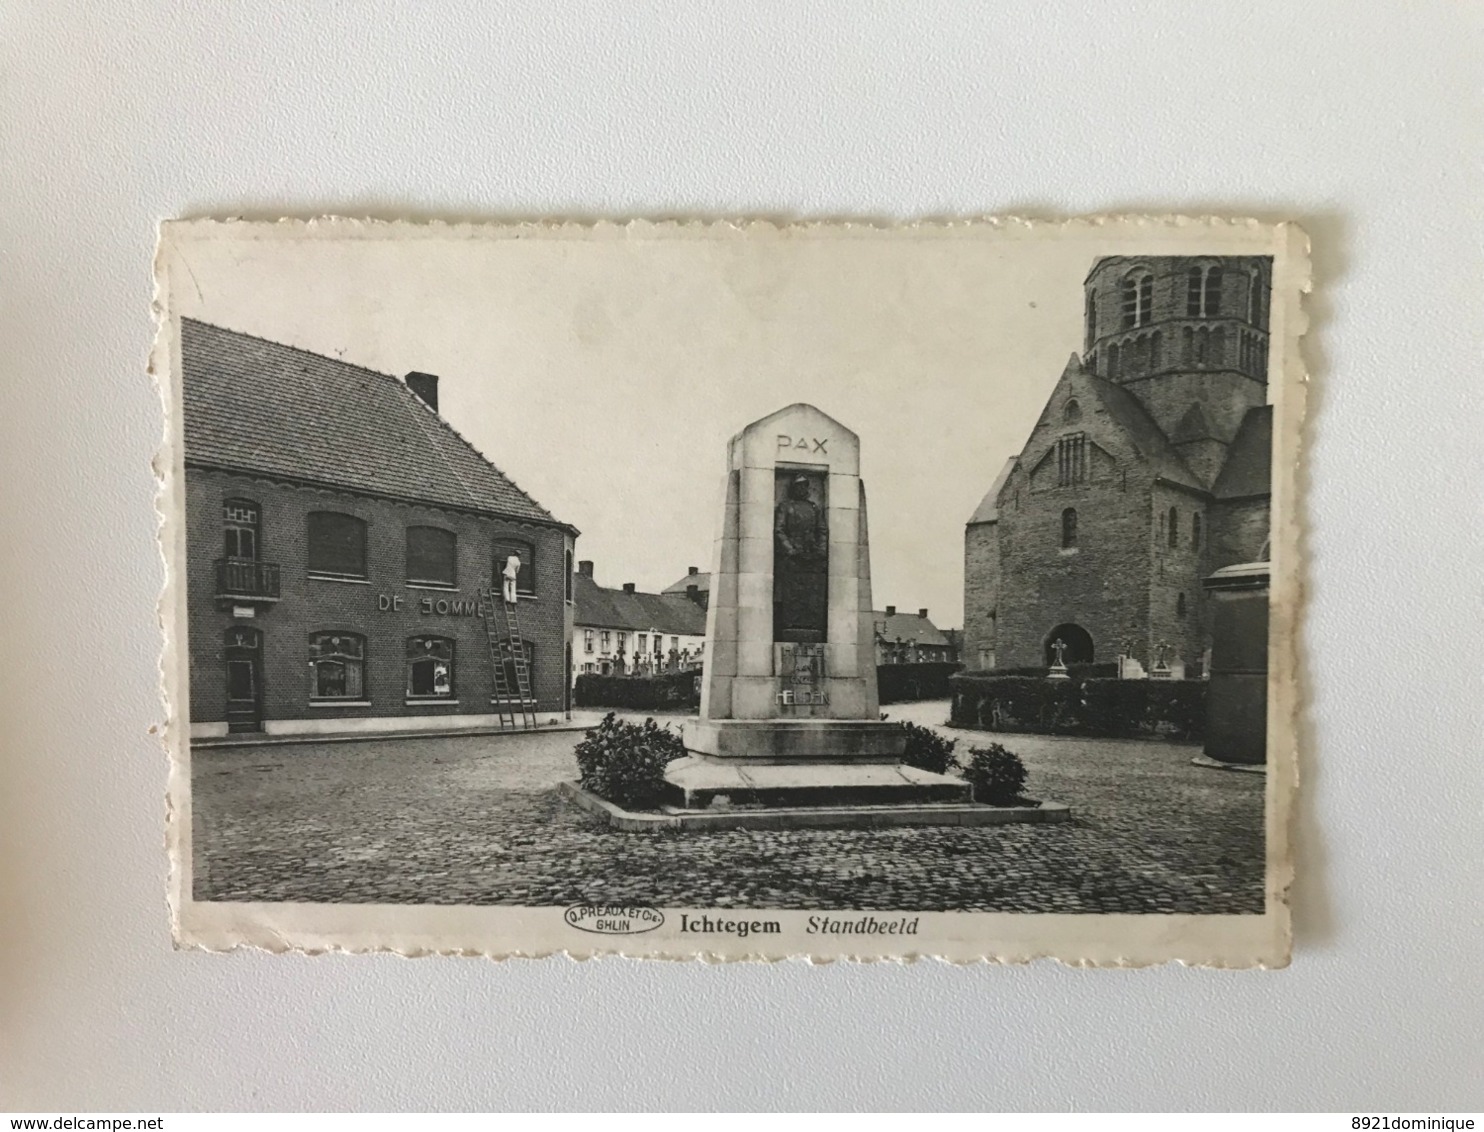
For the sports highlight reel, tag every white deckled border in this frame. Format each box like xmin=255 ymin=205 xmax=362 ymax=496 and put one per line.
xmin=154 ymin=215 xmax=1308 ymax=967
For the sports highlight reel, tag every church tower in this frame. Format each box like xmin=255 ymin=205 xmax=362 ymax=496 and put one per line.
xmin=1081 ymin=255 xmax=1271 ymax=487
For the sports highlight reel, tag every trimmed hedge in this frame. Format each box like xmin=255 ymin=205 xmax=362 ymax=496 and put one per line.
xmin=574 ymin=670 xmax=702 ymax=710
xmin=949 ymin=673 xmax=1206 ymax=740
xmin=960 ymin=662 xmax=1119 ymax=681
xmin=877 ymin=662 xmax=964 ymax=704
xmin=575 ymin=662 xmax=963 ymax=710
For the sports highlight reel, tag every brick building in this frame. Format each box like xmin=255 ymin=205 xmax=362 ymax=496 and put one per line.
xmin=181 ymin=319 xmax=577 ymax=737
xmin=962 ymin=255 xmax=1273 ymax=674
xmin=873 ymin=607 xmax=956 ymax=664
xmin=572 ymin=561 xmax=707 ymax=678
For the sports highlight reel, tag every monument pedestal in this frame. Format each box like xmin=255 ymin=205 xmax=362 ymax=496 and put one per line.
xmin=644 ymin=402 xmax=1067 ymax=830
xmin=666 ymin=718 xmax=970 ymax=810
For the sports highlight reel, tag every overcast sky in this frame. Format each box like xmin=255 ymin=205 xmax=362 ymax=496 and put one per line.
xmin=164 ymin=222 xmax=1269 ymax=627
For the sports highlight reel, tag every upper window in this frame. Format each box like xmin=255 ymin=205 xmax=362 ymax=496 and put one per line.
xmin=1167 ymin=506 xmax=1179 ymax=547
xmin=223 ymin=499 xmax=260 ymax=560
xmin=1063 ymin=399 xmax=1082 ymax=425
xmin=309 ymin=632 xmax=366 ymax=700
xmin=565 ymin=549 xmax=574 ymax=602
xmin=1056 ymin=433 xmax=1087 ymax=486
xmin=406 ymin=526 xmax=457 ymax=588
xmin=1061 ymin=507 xmax=1078 ymax=549
xmin=1121 ymin=271 xmax=1154 ymax=329
xmin=307 ymin=512 xmax=368 ymax=580
xmin=1192 ymin=512 xmax=1203 ymax=551
xmin=584 ymin=629 xmax=595 ymax=654
xmin=1085 ymin=292 xmax=1097 ymax=341
xmin=1187 ymin=265 xmax=1224 ymax=318
xmin=493 ymin=538 xmax=536 ymax=595
xmin=1246 ymin=267 xmax=1266 ymax=326
xmin=407 ymin=635 xmax=455 ymax=699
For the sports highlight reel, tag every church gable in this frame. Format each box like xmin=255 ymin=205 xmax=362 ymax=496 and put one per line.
xmin=1013 ymin=353 xmax=1154 ymax=492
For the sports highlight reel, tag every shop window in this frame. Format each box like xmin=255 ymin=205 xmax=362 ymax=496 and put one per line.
xmin=407 ymin=636 xmax=455 ymax=699
xmin=223 ymin=498 xmax=260 ymax=560
xmin=307 ymin=512 xmax=367 ymax=580
xmin=309 ymin=632 xmax=366 ymax=700
xmin=406 ymin=526 xmax=457 ymax=588
xmin=1061 ymin=507 xmax=1078 ymax=549
xmin=493 ymin=538 xmax=536 ymax=595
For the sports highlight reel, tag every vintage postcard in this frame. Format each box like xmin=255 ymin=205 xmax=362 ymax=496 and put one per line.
xmin=156 ymin=217 xmax=1306 ymax=965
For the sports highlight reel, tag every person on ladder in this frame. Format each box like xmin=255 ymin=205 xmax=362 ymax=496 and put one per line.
xmin=501 ymin=553 xmax=521 ymax=605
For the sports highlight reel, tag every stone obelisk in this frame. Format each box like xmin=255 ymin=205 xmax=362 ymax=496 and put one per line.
xmin=663 ymin=404 xmax=971 ymax=810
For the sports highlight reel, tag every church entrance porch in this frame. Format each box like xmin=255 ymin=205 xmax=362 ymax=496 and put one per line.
xmin=1044 ymin=623 xmax=1094 ymax=667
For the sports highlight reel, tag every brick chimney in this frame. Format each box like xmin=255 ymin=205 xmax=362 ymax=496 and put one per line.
xmin=918 ymin=608 xmax=929 ymax=620
xmin=885 ymin=605 xmax=896 ymax=616
xmin=405 ymin=371 xmax=439 ymax=412
xmin=623 ymin=582 xmax=636 ymax=593
xmin=577 ymin=560 xmax=594 ymax=577
xmin=688 ymin=566 xmax=699 ymax=575
xmin=686 ymin=585 xmax=700 ymax=601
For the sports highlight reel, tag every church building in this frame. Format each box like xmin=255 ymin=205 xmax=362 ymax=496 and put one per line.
xmin=962 ymin=255 xmax=1274 ymax=675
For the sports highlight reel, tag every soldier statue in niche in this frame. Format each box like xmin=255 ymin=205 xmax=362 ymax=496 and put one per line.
xmin=773 ymin=472 xmax=829 ymax=643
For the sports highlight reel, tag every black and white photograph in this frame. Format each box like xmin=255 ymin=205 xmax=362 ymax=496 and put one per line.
xmin=159 ymin=218 xmax=1301 ymax=964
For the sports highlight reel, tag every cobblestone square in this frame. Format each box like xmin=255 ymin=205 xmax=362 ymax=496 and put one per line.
xmin=192 ymin=701 xmax=1265 ymax=914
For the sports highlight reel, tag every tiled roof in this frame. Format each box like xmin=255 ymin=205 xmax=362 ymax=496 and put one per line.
xmin=968 ymin=456 xmax=1017 ymax=524
xmin=662 ymin=570 xmax=711 ymax=595
xmin=873 ymin=610 xmax=949 ymax=648
xmin=180 ymin=318 xmax=568 ymax=528
xmin=1212 ymin=405 xmax=1273 ymax=499
xmin=573 ymin=573 xmax=708 ymax=635
xmin=1081 ymin=371 xmax=1205 ymax=492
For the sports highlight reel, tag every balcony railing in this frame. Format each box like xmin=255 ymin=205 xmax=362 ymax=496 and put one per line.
xmin=215 ymin=558 xmax=281 ymax=601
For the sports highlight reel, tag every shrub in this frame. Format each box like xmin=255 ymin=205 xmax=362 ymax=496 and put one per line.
xmin=962 ymin=743 xmax=1028 ymax=805
xmin=573 ymin=670 xmax=701 ymax=711
xmin=574 ymin=712 xmax=686 ymax=811
xmin=877 ymin=662 xmax=964 ymax=704
xmin=900 ymin=721 xmax=957 ymax=774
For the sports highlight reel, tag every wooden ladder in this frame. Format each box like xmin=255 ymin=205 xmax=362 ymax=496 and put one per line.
xmin=480 ymin=584 xmax=538 ymax=731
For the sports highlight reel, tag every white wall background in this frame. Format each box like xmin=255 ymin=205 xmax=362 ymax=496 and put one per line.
xmin=2 ymin=0 xmax=1480 ymax=1112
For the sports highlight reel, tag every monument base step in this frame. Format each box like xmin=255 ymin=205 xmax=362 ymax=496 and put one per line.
xmin=558 ymin=781 xmax=1071 ymax=832
xmin=663 ymin=755 xmax=970 ymax=809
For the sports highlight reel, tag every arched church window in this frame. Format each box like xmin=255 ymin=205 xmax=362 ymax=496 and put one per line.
xmin=1151 ymin=329 xmax=1163 ymax=370
xmin=1187 ymin=264 xmax=1224 ymax=317
xmin=1247 ymin=266 xmax=1266 ymax=326
xmin=1192 ymin=512 xmax=1203 ymax=550
xmin=1167 ymin=506 xmax=1179 ymax=547
xmin=1086 ymin=292 xmax=1097 ymax=342
xmin=1211 ymin=326 xmax=1226 ymax=367
xmin=1109 ymin=342 xmax=1122 ymax=379
xmin=1061 ymin=508 xmax=1078 ymax=549
xmin=1181 ymin=326 xmax=1193 ymax=365
xmin=1063 ymin=399 xmax=1082 ymax=425
xmin=1121 ymin=272 xmax=1153 ymax=329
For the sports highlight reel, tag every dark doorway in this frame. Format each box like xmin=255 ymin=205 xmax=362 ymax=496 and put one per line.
xmin=1044 ymin=623 xmax=1094 ymax=666
xmin=224 ymin=625 xmax=264 ymax=733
